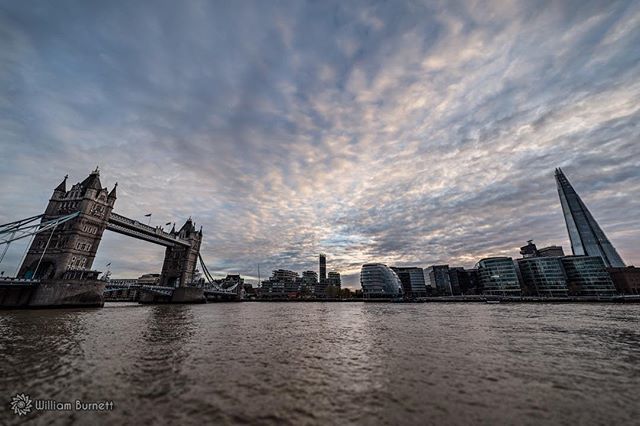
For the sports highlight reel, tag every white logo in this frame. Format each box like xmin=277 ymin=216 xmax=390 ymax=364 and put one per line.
xmin=10 ymin=393 xmax=32 ymax=416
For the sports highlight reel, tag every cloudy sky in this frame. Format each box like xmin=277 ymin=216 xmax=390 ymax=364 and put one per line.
xmin=1 ymin=0 xmax=639 ymax=287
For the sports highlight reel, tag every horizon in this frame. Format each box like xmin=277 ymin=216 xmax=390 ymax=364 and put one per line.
xmin=1 ymin=1 xmax=639 ymax=288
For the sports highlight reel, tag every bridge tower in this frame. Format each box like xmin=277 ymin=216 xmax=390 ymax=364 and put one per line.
xmin=159 ymin=218 xmax=202 ymax=287
xmin=18 ymin=168 xmax=117 ymax=279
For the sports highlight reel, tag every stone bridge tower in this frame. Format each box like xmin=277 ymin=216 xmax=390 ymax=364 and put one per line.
xmin=159 ymin=218 xmax=202 ymax=287
xmin=18 ymin=168 xmax=116 ymax=280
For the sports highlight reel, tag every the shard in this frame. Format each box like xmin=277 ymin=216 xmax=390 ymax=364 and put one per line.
xmin=555 ymin=168 xmax=625 ymax=267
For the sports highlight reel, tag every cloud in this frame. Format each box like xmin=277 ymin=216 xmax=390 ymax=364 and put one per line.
xmin=1 ymin=0 xmax=639 ymax=287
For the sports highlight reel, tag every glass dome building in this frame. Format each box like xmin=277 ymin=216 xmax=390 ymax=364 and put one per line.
xmin=360 ymin=263 xmax=403 ymax=299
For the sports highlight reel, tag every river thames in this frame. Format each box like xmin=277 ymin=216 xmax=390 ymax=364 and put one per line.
xmin=1 ymin=302 xmax=638 ymax=425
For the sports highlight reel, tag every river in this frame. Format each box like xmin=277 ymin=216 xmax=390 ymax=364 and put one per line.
xmin=1 ymin=302 xmax=638 ymax=425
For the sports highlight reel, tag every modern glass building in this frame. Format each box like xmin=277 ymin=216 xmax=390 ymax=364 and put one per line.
xmin=555 ymin=168 xmax=625 ymax=267
xmin=476 ymin=257 xmax=521 ymax=296
xmin=449 ymin=267 xmax=478 ymax=295
xmin=390 ymin=267 xmax=428 ymax=298
xmin=425 ymin=265 xmax=454 ymax=295
xmin=517 ymin=257 xmax=568 ymax=297
xmin=561 ymin=256 xmax=617 ymax=296
xmin=360 ymin=263 xmax=403 ymax=299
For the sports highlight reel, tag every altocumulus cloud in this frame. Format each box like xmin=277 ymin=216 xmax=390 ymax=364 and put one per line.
xmin=0 ymin=0 xmax=639 ymax=286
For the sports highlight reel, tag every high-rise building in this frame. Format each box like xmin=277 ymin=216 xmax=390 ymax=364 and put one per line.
xmin=477 ymin=257 xmax=522 ymax=296
xmin=555 ymin=168 xmax=625 ymax=268
xmin=560 ymin=256 xmax=617 ymax=296
xmin=390 ymin=267 xmax=428 ymax=298
xmin=319 ymin=253 xmax=327 ymax=283
xmin=517 ymin=257 xmax=568 ymax=297
xmin=360 ymin=263 xmax=403 ymax=299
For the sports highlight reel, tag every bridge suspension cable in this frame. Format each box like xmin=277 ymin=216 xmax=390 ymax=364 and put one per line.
xmin=197 ymin=253 xmax=240 ymax=294
xmin=0 ymin=212 xmax=80 ymax=246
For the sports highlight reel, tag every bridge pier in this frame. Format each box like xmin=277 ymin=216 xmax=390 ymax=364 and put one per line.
xmin=138 ymin=287 xmax=205 ymax=304
xmin=170 ymin=287 xmax=206 ymax=303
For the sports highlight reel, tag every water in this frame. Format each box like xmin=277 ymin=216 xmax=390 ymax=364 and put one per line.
xmin=1 ymin=302 xmax=638 ymax=425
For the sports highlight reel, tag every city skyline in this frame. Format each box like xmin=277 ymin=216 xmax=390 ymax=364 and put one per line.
xmin=1 ymin=1 xmax=640 ymax=287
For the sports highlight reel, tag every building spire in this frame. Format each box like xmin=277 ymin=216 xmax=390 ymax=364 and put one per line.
xmin=108 ymin=182 xmax=118 ymax=199
xmin=54 ymin=174 xmax=68 ymax=193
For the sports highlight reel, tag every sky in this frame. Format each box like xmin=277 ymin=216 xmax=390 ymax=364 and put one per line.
xmin=1 ymin=0 xmax=639 ymax=287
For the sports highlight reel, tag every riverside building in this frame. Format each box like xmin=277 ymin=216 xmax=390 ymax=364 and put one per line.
xmin=517 ymin=257 xmax=569 ymax=297
xmin=391 ymin=267 xmax=428 ymax=298
xmin=302 ymin=270 xmax=318 ymax=295
xmin=449 ymin=267 xmax=479 ymax=295
xmin=476 ymin=257 xmax=522 ymax=296
xmin=426 ymin=265 xmax=455 ymax=295
xmin=360 ymin=264 xmax=403 ymax=299
xmin=561 ymin=256 xmax=617 ymax=296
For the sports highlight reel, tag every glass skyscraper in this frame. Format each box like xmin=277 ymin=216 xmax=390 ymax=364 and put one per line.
xmin=555 ymin=168 xmax=625 ymax=268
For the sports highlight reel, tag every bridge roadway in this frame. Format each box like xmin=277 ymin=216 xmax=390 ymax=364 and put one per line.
xmin=105 ymin=283 xmax=240 ymax=296
xmin=107 ymin=212 xmax=191 ymax=247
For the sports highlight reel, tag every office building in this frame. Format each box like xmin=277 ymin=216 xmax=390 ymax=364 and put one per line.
xmin=391 ymin=267 xmax=428 ymax=298
xmin=360 ymin=263 xmax=403 ymax=299
xmin=449 ymin=267 xmax=479 ymax=295
xmin=560 ymin=256 xmax=617 ymax=296
xmin=517 ymin=257 xmax=568 ymax=297
xmin=476 ymin=257 xmax=522 ymax=296
xmin=555 ymin=168 xmax=625 ymax=267
xmin=426 ymin=265 xmax=456 ymax=295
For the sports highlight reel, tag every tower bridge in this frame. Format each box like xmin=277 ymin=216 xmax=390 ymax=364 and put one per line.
xmin=0 ymin=168 xmax=242 ymax=306
xmin=12 ymin=168 xmax=202 ymax=288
